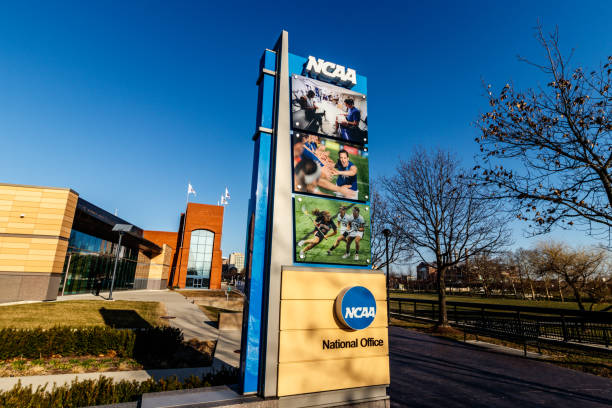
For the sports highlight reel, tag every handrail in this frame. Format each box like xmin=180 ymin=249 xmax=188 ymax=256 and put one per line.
xmin=389 ymin=297 xmax=612 ymax=320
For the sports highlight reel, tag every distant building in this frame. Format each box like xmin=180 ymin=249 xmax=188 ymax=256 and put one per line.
xmin=228 ymin=252 xmax=245 ymax=273
xmin=416 ymin=262 xmax=436 ymax=281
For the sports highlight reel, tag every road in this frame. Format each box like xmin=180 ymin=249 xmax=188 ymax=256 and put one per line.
xmin=389 ymin=326 xmax=612 ymax=407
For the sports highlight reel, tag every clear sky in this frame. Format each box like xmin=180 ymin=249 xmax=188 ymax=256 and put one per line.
xmin=1 ymin=1 xmax=611 ymax=257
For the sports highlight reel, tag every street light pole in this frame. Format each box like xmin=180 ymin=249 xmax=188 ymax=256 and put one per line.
xmin=108 ymin=231 xmax=123 ymax=301
xmin=382 ymin=228 xmax=391 ymax=323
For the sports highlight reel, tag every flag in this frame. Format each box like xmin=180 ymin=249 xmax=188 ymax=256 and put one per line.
xmin=225 ymin=187 xmax=230 ymax=200
xmin=187 ymin=183 xmax=196 ymax=196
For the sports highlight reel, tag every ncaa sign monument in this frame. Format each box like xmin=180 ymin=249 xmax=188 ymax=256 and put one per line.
xmin=240 ymin=31 xmax=389 ymax=407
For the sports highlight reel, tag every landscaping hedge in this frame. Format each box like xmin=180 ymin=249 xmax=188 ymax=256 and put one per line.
xmin=0 ymin=367 xmax=239 ymax=408
xmin=0 ymin=326 xmax=182 ymax=359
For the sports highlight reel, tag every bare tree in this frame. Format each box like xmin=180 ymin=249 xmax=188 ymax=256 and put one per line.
xmin=474 ymin=26 xmax=612 ymax=238
xmin=382 ymin=148 xmax=512 ymax=327
xmin=370 ymin=184 xmax=412 ymax=270
xmin=532 ymin=241 xmax=608 ymax=310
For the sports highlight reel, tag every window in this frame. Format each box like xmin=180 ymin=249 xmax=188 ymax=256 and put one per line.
xmin=186 ymin=230 xmax=214 ymax=288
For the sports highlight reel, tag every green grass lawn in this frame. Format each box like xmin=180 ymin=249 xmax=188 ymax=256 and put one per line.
xmin=316 ymin=139 xmax=369 ymax=201
xmin=390 ymin=292 xmax=612 ymax=312
xmin=294 ymin=195 xmax=371 ymax=266
xmin=0 ymin=300 xmax=167 ymax=329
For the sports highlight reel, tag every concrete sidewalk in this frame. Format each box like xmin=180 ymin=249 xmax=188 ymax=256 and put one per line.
xmin=57 ymin=289 xmax=219 ymax=341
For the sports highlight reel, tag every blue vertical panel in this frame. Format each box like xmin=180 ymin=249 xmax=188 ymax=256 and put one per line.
xmin=260 ymin=75 xmax=275 ymax=129
xmin=241 ymin=47 xmax=277 ymax=394
xmin=242 ymin=133 xmax=271 ymax=394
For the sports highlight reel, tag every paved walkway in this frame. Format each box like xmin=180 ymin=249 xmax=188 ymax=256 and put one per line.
xmin=389 ymin=326 xmax=612 ymax=408
xmin=57 ymin=290 xmax=218 ymax=341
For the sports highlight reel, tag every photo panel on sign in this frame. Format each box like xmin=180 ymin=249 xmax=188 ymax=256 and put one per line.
xmin=292 ymin=132 xmax=369 ymax=202
xmin=291 ymin=75 xmax=367 ymax=145
xmin=294 ymin=195 xmax=371 ymax=267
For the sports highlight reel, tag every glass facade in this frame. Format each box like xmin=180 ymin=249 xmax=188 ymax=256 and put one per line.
xmin=185 ymin=229 xmax=214 ymax=288
xmin=58 ymin=229 xmax=138 ymax=295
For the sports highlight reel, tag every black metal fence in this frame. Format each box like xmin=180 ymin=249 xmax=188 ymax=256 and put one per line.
xmin=390 ymin=297 xmax=612 ymax=348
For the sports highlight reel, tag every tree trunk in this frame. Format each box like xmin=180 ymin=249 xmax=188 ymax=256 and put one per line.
xmin=569 ymin=284 xmax=585 ymax=311
xmin=557 ymin=277 xmax=564 ymax=302
xmin=436 ymin=266 xmax=449 ymax=327
xmin=544 ymin=279 xmax=551 ymax=300
xmin=529 ymin=281 xmax=536 ymax=300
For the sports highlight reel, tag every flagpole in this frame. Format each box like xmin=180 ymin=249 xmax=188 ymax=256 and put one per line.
xmin=177 ymin=183 xmax=191 ymax=287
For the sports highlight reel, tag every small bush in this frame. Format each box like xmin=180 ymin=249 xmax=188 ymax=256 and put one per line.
xmin=0 ymin=367 xmax=239 ymax=408
xmin=0 ymin=326 xmax=182 ymax=360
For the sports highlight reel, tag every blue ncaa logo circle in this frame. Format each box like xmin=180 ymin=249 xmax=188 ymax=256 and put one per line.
xmin=334 ymin=286 xmax=377 ymax=330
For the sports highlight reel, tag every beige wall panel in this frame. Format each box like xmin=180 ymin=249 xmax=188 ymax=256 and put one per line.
xmin=0 ymin=242 xmax=29 ymax=249
xmin=25 ymin=260 xmax=54 ymax=267
xmin=29 ymin=249 xmax=56 ymax=256
xmin=280 ymin=299 xmax=387 ymax=330
xmin=0 ymin=254 xmax=26 ymax=260
xmin=281 ymin=269 xmax=386 ymax=300
xmin=278 ymin=327 xmax=388 ymax=363
xmin=277 ymin=356 xmax=390 ymax=397
xmin=33 ymin=229 xmax=62 ymax=236
xmin=35 ymin=214 xmax=64 ymax=220
xmin=39 ymin=202 xmax=67 ymax=209
xmin=7 ymin=223 xmax=36 ymax=229
xmin=0 ymin=265 xmax=25 ymax=272
xmin=0 ymin=248 xmax=29 ymax=255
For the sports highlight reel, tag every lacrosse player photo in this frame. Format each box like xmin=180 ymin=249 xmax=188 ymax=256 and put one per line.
xmin=294 ymin=195 xmax=371 ymax=266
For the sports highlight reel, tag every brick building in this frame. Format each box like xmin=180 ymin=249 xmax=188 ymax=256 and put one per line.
xmin=0 ymin=183 xmax=224 ymax=303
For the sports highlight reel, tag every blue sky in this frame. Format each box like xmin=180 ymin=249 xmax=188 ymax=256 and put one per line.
xmin=1 ymin=1 xmax=611 ymax=257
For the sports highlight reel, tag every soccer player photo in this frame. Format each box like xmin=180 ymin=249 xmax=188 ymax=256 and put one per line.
xmin=292 ymin=133 xmax=369 ymax=202
xmin=291 ymin=75 xmax=367 ymax=144
xmin=294 ymin=195 xmax=371 ymax=266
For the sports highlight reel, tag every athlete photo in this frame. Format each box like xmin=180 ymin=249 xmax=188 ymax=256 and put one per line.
xmin=292 ymin=133 xmax=369 ymax=201
xmin=291 ymin=75 xmax=367 ymax=144
xmin=294 ymin=195 xmax=371 ymax=266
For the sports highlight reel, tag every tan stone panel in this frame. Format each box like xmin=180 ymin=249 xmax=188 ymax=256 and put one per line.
xmin=0 ymin=254 xmax=27 ymax=260
xmin=277 ymin=356 xmax=390 ymax=396
xmin=28 ymin=243 xmax=59 ymax=250
xmin=32 ymin=229 xmax=62 ymax=235
xmin=8 ymin=202 xmax=44 ymax=210
xmin=0 ymin=242 xmax=29 ymax=249
xmin=27 ymin=254 xmax=56 ymax=261
xmin=38 ymin=197 xmax=69 ymax=204
xmin=7 ymin=223 xmax=36 ymax=229
xmin=28 ymin=249 xmax=56 ymax=256
xmin=0 ymin=265 xmax=25 ymax=272
xmin=0 ymin=259 xmax=28 ymax=266
xmin=0 ymin=248 xmax=29 ymax=255
xmin=278 ymin=327 xmax=388 ymax=363
xmin=39 ymin=202 xmax=67 ymax=209
xmin=26 ymin=266 xmax=55 ymax=273
xmin=35 ymin=213 xmax=64 ymax=220
xmin=31 ymin=238 xmax=60 ymax=244
xmin=25 ymin=260 xmax=54 ymax=267
xmin=280 ymin=299 xmax=387 ymax=331
xmin=281 ymin=269 xmax=386 ymax=300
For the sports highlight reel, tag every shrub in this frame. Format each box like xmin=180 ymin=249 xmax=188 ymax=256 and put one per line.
xmin=0 ymin=326 xmax=182 ymax=360
xmin=0 ymin=366 xmax=239 ymax=408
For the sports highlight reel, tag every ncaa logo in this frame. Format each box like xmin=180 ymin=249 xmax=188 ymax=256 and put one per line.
xmin=334 ymin=286 xmax=376 ymax=330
